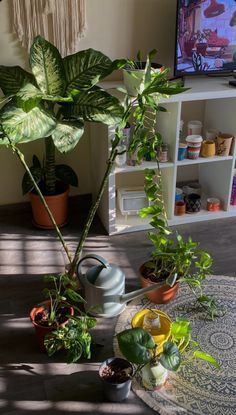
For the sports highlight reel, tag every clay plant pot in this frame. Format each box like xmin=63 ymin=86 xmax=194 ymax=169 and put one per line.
xmin=139 ymin=263 xmax=179 ymax=304
xmin=99 ymin=357 xmax=133 ymax=402
xmin=29 ymin=182 xmax=69 ymax=229
xmin=30 ymin=300 xmax=74 ymax=351
xmin=174 ymin=200 xmax=186 ymax=216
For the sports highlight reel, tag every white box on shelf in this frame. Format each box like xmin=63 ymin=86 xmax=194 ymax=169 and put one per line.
xmin=117 ymin=187 xmax=151 ymax=216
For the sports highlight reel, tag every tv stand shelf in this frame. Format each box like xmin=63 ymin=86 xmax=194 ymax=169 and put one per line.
xmin=90 ymin=78 xmax=236 ymax=235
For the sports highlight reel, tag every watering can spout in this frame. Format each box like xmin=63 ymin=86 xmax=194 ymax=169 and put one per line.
xmin=119 ymin=273 xmax=177 ymax=304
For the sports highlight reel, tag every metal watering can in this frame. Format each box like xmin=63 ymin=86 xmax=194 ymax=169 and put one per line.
xmin=77 ymin=254 xmax=177 ymax=317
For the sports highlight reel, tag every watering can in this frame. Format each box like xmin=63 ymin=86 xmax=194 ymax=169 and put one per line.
xmin=77 ymin=254 xmax=177 ymax=317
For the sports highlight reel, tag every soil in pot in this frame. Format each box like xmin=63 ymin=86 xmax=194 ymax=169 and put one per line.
xmin=139 ymin=263 xmax=179 ymax=304
xmin=99 ymin=357 xmax=133 ymax=402
xmin=30 ymin=301 xmax=74 ymax=351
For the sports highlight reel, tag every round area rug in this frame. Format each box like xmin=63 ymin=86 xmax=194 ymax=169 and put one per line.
xmin=113 ymin=275 xmax=236 ymax=415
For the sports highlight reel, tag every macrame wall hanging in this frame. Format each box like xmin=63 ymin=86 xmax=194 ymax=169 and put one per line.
xmin=10 ymin=0 xmax=87 ymax=56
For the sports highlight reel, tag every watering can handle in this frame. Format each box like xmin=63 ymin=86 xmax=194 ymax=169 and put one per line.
xmin=76 ymin=254 xmax=110 ymax=284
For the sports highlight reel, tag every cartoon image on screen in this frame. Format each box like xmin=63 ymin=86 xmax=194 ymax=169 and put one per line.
xmin=175 ymin=0 xmax=236 ymax=75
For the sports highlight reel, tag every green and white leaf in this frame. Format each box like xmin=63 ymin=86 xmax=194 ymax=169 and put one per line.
xmin=52 ymin=121 xmax=84 ymax=153
xmin=0 ymin=65 xmax=35 ymax=95
xmin=63 ymin=48 xmax=112 ymax=94
xmin=16 ymin=83 xmax=43 ymax=112
xmin=30 ymin=36 xmax=66 ymax=96
xmin=72 ymin=88 xmax=123 ymax=125
xmin=1 ymin=104 xmax=56 ymax=143
xmin=22 ymin=165 xmax=43 ymax=194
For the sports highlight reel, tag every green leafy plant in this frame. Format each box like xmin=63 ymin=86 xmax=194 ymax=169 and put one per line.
xmin=117 ymin=317 xmax=219 ymax=377
xmin=139 ymin=169 xmax=223 ymax=319
xmin=44 ymin=314 xmax=96 ymax=363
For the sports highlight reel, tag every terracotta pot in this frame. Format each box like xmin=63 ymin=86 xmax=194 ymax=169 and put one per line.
xmin=30 ymin=300 xmax=74 ymax=351
xmin=29 ymin=182 xmax=69 ymax=229
xmin=139 ymin=264 xmax=179 ymax=304
xmin=174 ymin=200 xmax=186 ymax=216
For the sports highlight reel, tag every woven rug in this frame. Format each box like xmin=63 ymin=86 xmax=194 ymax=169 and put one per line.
xmin=113 ymin=275 xmax=236 ymax=415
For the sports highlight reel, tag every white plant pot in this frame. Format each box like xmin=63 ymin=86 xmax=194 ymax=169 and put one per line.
xmin=141 ymin=362 xmax=168 ymax=390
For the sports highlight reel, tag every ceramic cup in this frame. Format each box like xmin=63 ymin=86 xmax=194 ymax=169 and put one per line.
xmin=187 ymin=143 xmax=201 ymax=159
xmin=182 ymin=182 xmax=201 ymax=196
xmin=201 ymin=140 xmax=216 ymax=157
xmin=174 ymin=200 xmax=186 ymax=216
xmin=187 ymin=120 xmax=202 ymax=135
xmin=178 ymin=143 xmax=187 ymax=160
xmin=216 ymin=133 xmax=233 ymax=156
xmin=186 ymin=134 xmax=203 ymax=147
xmin=185 ymin=193 xmax=201 ymax=213
xmin=175 ymin=187 xmax=183 ymax=201
xmin=205 ymin=128 xmax=219 ymax=141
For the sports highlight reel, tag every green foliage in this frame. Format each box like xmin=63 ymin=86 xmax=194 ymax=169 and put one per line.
xmin=117 ymin=327 xmax=156 ymax=365
xmin=0 ymin=35 xmax=123 ymax=195
xmin=44 ymin=314 xmax=96 ymax=363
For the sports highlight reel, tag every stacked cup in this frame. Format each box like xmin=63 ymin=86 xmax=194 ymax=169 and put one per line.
xmin=186 ymin=135 xmax=203 ymax=159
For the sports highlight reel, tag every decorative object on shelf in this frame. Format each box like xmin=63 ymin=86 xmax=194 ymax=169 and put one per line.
xmin=230 ymin=174 xmax=236 ymax=205
xmin=175 ymin=187 xmax=183 ymax=201
xmin=207 ymin=197 xmax=221 ymax=211
xmin=182 ymin=182 xmax=202 ymax=196
xmin=201 ymin=139 xmax=216 ymax=157
xmin=185 ymin=193 xmax=201 ymax=213
xmin=174 ymin=200 xmax=186 ymax=216
xmin=187 ymin=120 xmax=202 ymax=135
xmin=76 ymin=254 xmax=177 ymax=317
xmin=216 ymin=133 xmax=233 ymax=156
xmin=178 ymin=143 xmax=187 ymax=160
xmin=179 ymin=120 xmax=184 ymax=141
xmin=10 ymin=0 xmax=87 ymax=56
xmin=115 ymin=145 xmax=127 ymax=167
xmin=117 ymin=187 xmax=151 ymax=216
xmin=186 ymin=134 xmax=203 ymax=159
xmin=206 ymin=128 xmax=220 ymax=140
xmin=158 ymin=143 xmax=169 ymax=163
xmin=99 ymin=357 xmax=133 ymax=402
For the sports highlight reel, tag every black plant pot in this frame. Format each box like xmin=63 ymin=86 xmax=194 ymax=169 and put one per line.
xmin=99 ymin=357 xmax=133 ymax=402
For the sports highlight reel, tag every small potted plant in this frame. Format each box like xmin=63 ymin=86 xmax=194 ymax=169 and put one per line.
xmin=30 ymin=273 xmax=86 ymax=351
xmin=117 ymin=316 xmax=219 ymax=391
xmin=99 ymin=357 xmax=133 ymax=402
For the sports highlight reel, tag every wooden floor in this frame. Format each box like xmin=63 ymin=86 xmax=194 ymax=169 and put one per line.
xmin=0 ymin=197 xmax=235 ymax=415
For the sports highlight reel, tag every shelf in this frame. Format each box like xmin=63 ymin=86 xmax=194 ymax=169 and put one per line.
xmin=177 ymin=155 xmax=233 ymax=166
xmin=169 ymin=208 xmax=235 ymax=226
xmin=115 ymin=161 xmax=174 ymax=174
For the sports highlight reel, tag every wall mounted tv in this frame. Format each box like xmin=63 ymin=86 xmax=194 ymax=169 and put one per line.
xmin=174 ymin=0 xmax=236 ymax=76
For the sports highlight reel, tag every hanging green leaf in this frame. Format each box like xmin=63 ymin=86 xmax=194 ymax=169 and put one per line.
xmin=52 ymin=121 xmax=84 ymax=153
xmin=0 ymin=104 xmax=56 ymax=143
xmin=63 ymin=48 xmax=113 ymax=94
xmin=30 ymin=36 xmax=66 ymax=96
xmin=0 ymin=66 xmax=35 ymax=95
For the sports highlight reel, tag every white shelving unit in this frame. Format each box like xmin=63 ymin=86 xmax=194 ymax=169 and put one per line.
xmin=90 ymin=77 xmax=236 ymax=235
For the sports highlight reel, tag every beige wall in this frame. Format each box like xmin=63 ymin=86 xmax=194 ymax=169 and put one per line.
xmin=0 ymin=0 xmax=177 ymax=205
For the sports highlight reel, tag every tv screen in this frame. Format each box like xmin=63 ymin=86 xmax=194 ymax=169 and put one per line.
xmin=174 ymin=0 xmax=236 ymax=76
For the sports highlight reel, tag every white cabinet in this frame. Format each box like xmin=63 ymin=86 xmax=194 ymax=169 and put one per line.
xmin=90 ymin=77 xmax=236 ymax=235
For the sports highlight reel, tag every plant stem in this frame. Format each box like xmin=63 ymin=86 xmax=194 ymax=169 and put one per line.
xmin=10 ymin=143 xmax=72 ymax=264
xmin=68 ymin=144 xmax=118 ymax=276
xmin=45 ymin=136 xmax=56 ymax=195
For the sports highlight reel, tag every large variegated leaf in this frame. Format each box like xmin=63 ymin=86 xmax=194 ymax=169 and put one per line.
xmin=30 ymin=36 xmax=66 ymax=96
xmin=71 ymin=88 xmax=123 ymax=125
xmin=16 ymin=83 xmax=43 ymax=112
xmin=0 ymin=104 xmax=56 ymax=143
xmin=63 ymin=49 xmax=112 ymax=94
xmin=0 ymin=125 xmax=9 ymax=146
xmin=52 ymin=121 xmax=84 ymax=153
xmin=0 ymin=66 xmax=35 ymax=95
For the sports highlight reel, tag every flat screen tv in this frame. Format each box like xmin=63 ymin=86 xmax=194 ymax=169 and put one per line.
xmin=174 ymin=0 xmax=236 ymax=76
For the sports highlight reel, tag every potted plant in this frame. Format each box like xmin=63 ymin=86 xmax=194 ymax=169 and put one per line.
xmin=99 ymin=357 xmax=133 ymax=402
xmin=122 ymin=49 xmax=163 ymax=97
xmin=117 ymin=315 xmax=219 ymax=391
xmin=0 ymin=35 xmax=124 ymax=229
xmin=138 ymin=168 xmax=220 ymax=318
xmin=30 ymin=273 xmax=87 ymax=352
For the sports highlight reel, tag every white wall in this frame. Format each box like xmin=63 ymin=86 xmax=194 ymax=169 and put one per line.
xmin=0 ymin=0 xmax=177 ymax=205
